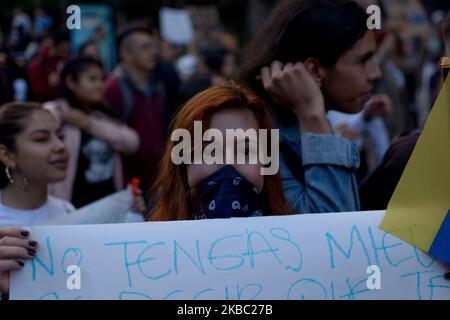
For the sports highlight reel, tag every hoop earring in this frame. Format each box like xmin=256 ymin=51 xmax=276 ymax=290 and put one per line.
xmin=5 ymin=167 xmax=14 ymax=184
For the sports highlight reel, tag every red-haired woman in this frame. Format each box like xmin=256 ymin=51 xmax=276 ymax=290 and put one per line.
xmin=147 ymin=85 xmax=291 ymax=221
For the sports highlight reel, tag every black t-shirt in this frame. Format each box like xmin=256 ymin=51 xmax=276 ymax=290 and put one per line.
xmin=71 ymin=131 xmax=116 ymax=208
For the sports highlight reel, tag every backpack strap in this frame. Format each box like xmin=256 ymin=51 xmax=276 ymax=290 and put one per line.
xmin=117 ymin=77 xmax=133 ymax=123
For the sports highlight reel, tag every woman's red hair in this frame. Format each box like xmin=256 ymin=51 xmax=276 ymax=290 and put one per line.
xmin=147 ymin=85 xmax=291 ymax=221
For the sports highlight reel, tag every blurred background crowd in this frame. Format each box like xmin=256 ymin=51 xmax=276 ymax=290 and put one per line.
xmin=1 ymin=0 xmax=450 ymax=207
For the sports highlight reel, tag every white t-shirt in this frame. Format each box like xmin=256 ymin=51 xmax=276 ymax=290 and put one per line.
xmin=0 ymin=190 xmax=75 ymax=227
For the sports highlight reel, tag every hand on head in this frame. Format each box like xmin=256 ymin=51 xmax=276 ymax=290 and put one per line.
xmin=258 ymin=60 xmax=331 ymax=134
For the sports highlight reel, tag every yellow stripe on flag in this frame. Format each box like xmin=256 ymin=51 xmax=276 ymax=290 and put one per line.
xmin=380 ymin=75 xmax=450 ymax=253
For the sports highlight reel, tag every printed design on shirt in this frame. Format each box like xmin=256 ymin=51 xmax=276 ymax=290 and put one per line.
xmin=208 ymin=200 xmax=216 ymax=211
xmin=82 ymin=138 xmax=113 ymax=183
xmin=251 ymin=210 xmax=262 ymax=217
xmin=202 ymin=174 xmax=261 ymax=215
xmin=231 ymin=200 xmax=241 ymax=210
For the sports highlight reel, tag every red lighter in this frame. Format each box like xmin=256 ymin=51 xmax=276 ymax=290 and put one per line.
xmin=131 ymin=178 xmax=141 ymax=196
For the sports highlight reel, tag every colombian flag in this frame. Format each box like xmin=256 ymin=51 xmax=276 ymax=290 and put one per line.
xmin=380 ymin=70 xmax=450 ymax=263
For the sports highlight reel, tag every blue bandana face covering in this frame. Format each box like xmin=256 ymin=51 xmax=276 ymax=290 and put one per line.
xmin=192 ymin=165 xmax=263 ymax=219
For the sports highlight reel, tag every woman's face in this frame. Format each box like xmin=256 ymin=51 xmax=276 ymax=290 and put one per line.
xmin=69 ymin=66 xmax=105 ymax=106
xmin=5 ymin=110 xmax=69 ymax=185
xmin=187 ymin=108 xmax=264 ymax=191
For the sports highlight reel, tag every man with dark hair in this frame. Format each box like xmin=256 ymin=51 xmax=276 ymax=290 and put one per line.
xmin=241 ymin=0 xmax=382 ymax=213
xmin=105 ymin=25 xmax=180 ymax=191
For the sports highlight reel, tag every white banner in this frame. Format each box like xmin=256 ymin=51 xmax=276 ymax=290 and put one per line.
xmin=10 ymin=211 xmax=450 ymax=300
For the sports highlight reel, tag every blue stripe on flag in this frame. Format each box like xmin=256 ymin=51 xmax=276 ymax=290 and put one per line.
xmin=429 ymin=209 xmax=450 ymax=263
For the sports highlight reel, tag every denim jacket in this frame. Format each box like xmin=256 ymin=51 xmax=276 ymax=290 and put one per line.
xmin=276 ymin=116 xmax=361 ymax=214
